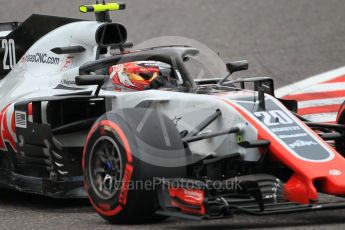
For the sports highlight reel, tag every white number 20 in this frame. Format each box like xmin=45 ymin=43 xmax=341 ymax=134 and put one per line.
xmin=254 ymin=110 xmax=294 ymax=126
xmin=2 ymin=39 xmax=16 ymax=70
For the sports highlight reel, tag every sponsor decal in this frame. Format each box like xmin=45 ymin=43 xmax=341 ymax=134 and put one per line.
xmin=169 ymin=188 xmax=205 ymax=204
xmin=22 ymin=53 xmax=60 ymax=65
xmin=172 ymin=116 xmax=182 ymax=126
xmin=329 ymin=169 xmax=342 ymax=176
xmin=15 ymin=111 xmax=27 ymax=128
xmin=289 ymin=140 xmax=317 ymax=149
xmin=60 ymin=56 xmax=73 ymax=71
xmin=169 ymin=187 xmax=205 ymax=215
xmin=279 ymin=133 xmax=308 ymax=139
xmin=271 ymin=126 xmax=301 ymax=133
xmin=183 ymin=189 xmax=204 ymax=202
xmin=118 ymin=163 xmax=133 ymax=205
xmin=61 ymin=79 xmax=76 ymax=85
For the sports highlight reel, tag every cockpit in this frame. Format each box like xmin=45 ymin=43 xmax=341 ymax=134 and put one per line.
xmin=78 ymin=46 xmax=200 ymax=92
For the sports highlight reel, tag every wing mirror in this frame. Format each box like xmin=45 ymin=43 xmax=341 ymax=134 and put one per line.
xmin=75 ymin=75 xmax=107 ymax=96
xmin=217 ymin=60 xmax=249 ymax=86
xmin=226 ymin=60 xmax=249 ymax=74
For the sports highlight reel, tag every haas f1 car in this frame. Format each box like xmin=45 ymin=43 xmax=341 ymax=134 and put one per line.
xmin=2 ymin=2 xmax=345 ymax=224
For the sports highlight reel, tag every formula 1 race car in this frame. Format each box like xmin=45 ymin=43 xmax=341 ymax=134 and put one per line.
xmin=2 ymin=1 xmax=345 ymax=225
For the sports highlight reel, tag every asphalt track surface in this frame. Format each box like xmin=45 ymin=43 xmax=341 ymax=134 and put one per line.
xmin=1 ymin=0 xmax=345 ymax=229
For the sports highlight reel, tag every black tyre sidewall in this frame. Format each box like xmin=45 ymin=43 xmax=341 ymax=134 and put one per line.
xmin=83 ymin=111 xmax=187 ymax=224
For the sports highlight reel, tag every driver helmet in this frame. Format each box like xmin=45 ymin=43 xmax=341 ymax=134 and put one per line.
xmin=109 ymin=61 xmax=176 ymax=91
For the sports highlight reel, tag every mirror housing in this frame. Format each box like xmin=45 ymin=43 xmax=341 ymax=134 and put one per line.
xmin=226 ymin=60 xmax=249 ymax=74
xmin=75 ymin=75 xmax=107 ymax=96
xmin=75 ymin=75 xmax=107 ymax=86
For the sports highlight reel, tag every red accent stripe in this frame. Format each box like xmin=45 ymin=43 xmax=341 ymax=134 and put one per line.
xmin=323 ymin=75 xmax=345 ymax=84
xmin=28 ymin=103 xmax=33 ymax=116
xmin=324 ymin=121 xmax=336 ymax=124
xmin=298 ymin=104 xmax=341 ymax=115
xmin=284 ymin=90 xmax=345 ymax=101
xmin=169 ymin=188 xmax=206 ymax=215
xmin=0 ymin=104 xmax=10 ymax=150
xmin=11 ymin=112 xmax=15 ymax=134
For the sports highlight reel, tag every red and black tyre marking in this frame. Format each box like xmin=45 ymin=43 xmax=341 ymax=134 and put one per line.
xmin=83 ymin=120 xmax=133 ymax=217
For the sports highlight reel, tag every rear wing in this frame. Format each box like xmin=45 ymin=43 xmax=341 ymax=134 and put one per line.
xmin=0 ymin=15 xmax=82 ymax=79
xmin=0 ymin=22 xmax=20 ymax=38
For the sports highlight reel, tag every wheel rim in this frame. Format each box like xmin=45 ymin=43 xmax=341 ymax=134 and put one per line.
xmin=89 ymin=136 xmax=123 ymax=200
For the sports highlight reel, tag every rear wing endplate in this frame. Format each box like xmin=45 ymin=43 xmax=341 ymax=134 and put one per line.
xmin=0 ymin=22 xmax=20 ymax=38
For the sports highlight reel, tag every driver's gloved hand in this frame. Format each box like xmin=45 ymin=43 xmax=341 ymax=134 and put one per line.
xmin=147 ymin=76 xmax=167 ymax=89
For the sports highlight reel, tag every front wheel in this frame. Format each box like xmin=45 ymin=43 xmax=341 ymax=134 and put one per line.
xmin=83 ymin=109 xmax=188 ymax=224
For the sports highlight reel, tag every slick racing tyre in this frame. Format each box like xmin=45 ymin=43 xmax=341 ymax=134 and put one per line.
xmin=83 ymin=109 xmax=188 ymax=224
xmin=0 ymin=150 xmax=16 ymax=189
xmin=0 ymin=152 xmax=15 ymax=172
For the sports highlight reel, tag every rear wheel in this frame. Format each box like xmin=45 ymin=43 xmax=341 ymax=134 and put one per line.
xmin=0 ymin=152 xmax=15 ymax=171
xmin=83 ymin=109 xmax=188 ymax=224
xmin=0 ymin=150 xmax=16 ymax=189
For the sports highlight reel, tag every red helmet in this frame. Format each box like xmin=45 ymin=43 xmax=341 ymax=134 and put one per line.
xmin=109 ymin=61 xmax=162 ymax=91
